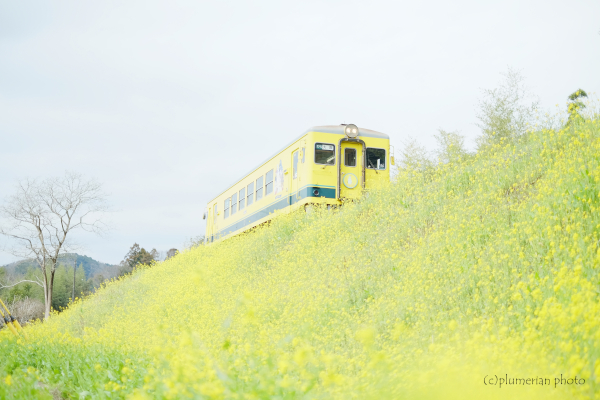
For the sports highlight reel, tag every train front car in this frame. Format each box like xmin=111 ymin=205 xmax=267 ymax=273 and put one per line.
xmin=303 ymin=124 xmax=390 ymax=205
xmin=204 ymin=125 xmax=391 ymax=243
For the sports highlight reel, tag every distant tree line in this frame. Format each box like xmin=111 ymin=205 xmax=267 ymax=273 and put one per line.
xmin=0 ymin=242 xmax=181 ymax=325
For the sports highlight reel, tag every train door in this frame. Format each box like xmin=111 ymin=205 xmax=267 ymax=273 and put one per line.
xmin=339 ymin=142 xmax=363 ymax=199
xmin=213 ymin=203 xmax=218 ymax=238
xmin=291 ymin=149 xmax=299 ymax=204
xmin=206 ymin=202 xmax=217 ymax=242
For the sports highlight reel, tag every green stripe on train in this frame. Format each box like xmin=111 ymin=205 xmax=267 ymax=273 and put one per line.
xmin=210 ymin=186 xmax=336 ymax=241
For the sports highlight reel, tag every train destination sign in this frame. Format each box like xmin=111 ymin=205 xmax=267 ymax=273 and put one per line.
xmin=316 ymin=144 xmax=334 ymax=151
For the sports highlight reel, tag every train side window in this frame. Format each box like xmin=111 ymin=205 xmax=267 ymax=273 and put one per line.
xmin=301 ymin=147 xmax=305 ymax=163
xmin=315 ymin=143 xmax=335 ymax=165
xmin=256 ymin=176 xmax=264 ymax=201
xmin=265 ymin=169 xmax=274 ymax=195
xmin=344 ymin=148 xmax=356 ymax=167
xmin=247 ymin=182 xmax=254 ymax=206
xmin=231 ymin=193 xmax=237 ymax=215
xmin=293 ymin=151 xmax=299 ymax=179
xmin=224 ymin=198 xmax=230 ymax=219
xmin=239 ymin=188 xmax=245 ymax=210
xmin=366 ymin=148 xmax=386 ymax=170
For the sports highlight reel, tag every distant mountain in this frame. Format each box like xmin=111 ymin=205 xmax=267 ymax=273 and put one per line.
xmin=1 ymin=253 xmax=119 ymax=280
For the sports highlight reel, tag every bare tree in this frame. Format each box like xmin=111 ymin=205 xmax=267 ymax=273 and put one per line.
xmin=9 ymin=297 xmax=45 ymax=324
xmin=0 ymin=172 xmax=108 ymax=319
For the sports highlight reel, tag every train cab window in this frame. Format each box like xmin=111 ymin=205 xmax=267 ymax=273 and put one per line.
xmin=366 ymin=148 xmax=386 ymax=170
xmin=301 ymin=147 xmax=305 ymax=163
xmin=315 ymin=143 xmax=335 ymax=165
xmin=224 ymin=198 xmax=230 ymax=219
xmin=256 ymin=176 xmax=264 ymax=201
xmin=265 ymin=169 xmax=274 ymax=195
xmin=247 ymin=182 xmax=254 ymax=206
xmin=231 ymin=193 xmax=237 ymax=215
xmin=239 ymin=188 xmax=245 ymax=210
xmin=293 ymin=151 xmax=299 ymax=179
xmin=344 ymin=148 xmax=357 ymax=167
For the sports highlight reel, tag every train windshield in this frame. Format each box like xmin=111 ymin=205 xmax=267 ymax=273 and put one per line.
xmin=315 ymin=143 xmax=335 ymax=165
xmin=366 ymin=148 xmax=386 ymax=170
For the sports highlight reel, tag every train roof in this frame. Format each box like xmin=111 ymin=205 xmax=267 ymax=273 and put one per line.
xmin=207 ymin=125 xmax=389 ymax=202
xmin=307 ymin=125 xmax=389 ymax=139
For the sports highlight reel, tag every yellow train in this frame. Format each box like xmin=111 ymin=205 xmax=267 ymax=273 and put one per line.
xmin=204 ymin=124 xmax=392 ymax=243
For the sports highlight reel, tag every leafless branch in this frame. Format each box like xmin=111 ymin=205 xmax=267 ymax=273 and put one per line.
xmin=0 ymin=279 xmax=43 ymax=289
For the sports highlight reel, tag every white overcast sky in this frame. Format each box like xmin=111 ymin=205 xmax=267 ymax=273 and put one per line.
xmin=1 ymin=0 xmax=599 ymax=265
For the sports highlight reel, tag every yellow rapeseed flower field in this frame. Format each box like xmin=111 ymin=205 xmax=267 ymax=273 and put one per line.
xmin=1 ymin=117 xmax=599 ymax=399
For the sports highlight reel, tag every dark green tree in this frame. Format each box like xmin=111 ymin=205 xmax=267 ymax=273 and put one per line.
xmin=50 ymin=264 xmax=89 ymax=311
xmin=567 ymin=89 xmax=588 ymax=124
xmin=166 ymin=248 xmax=179 ymax=260
xmin=118 ymin=243 xmax=158 ymax=276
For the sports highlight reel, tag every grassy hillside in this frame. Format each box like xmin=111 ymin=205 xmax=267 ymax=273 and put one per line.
xmin=1 ymin=118 xmax=599 ymax=399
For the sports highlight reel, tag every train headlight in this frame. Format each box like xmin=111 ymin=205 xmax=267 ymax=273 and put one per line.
xmin=344 ymin=124 xmax=359 ymax=138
